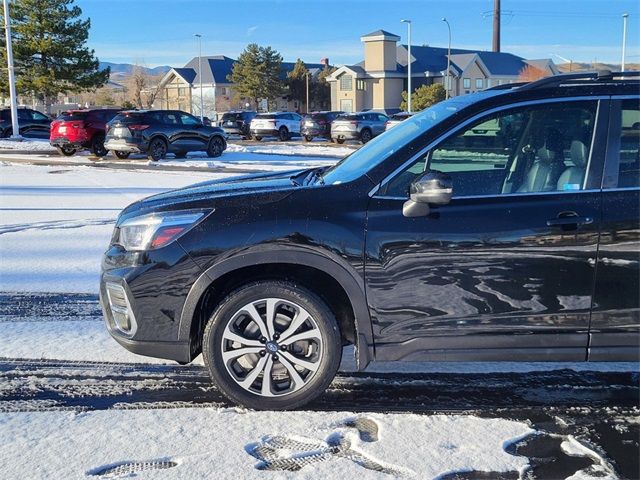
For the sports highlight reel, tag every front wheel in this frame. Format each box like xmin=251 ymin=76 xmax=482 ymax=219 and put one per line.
xmin=360 ymin=129 xmax=372 ymax=144
xmin=202 ymin=281 xmax=342 ymax=410
xmin=113 ymin=151 xmax=130 ymax=160
xmin=304 ymin=135 xmax=313 ymax=142
xmin=335 ymin=138 xmax=345 ymax=145
xmin=207 ymin=136 xmax=226 ymax=158
xmin=278 ymin=127 xmax=290 ymax=142
xmin=147 ymin=138 xmax=167 ymax=161
xmin=56 ymin=145 xmax=76 ymax=157
xmin=90 ymin=135 xmax=108 ymax=158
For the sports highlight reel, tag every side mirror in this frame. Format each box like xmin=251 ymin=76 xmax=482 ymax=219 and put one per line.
xmin=403 ymin=170 xmax=453 ymax=217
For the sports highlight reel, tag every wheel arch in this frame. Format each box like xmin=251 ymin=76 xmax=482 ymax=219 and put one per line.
xmin=178 ymin=249 xmax=374 ymax=370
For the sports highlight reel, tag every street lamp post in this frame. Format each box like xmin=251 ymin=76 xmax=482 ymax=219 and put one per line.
xmin=401 ymin=19 xmax=412 ymax=113
xmin=2 ymin=0 xmax=21 ymax=139
xmin=442 ymin=18 xmax=452 ymax=99
xmin=621 ymin=13 xmax=629 ymax=71
xmin=194 ymin=34 xmax=204 ymax=123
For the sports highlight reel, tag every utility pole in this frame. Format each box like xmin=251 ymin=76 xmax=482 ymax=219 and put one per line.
xmin=442 ymin=18 xmax=452 ymax=99
xmin=621 ymin=13 xmax=629 ymax=71
xmin=492 ymin=0 xmax=500 ymax=52
xmin=305 ymin=72 xmax=309 ymax=114
xmin=194 ymin=34 xmax=204 ymax=123
xmin=3 ymin=0 xmax=21 ymax=139
xmin=401 ymin=19 xmax=412 ymax=112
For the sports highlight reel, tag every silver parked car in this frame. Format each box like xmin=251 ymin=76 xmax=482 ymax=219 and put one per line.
xmin=385 ymin=112 xmax=414 ymax=130
xmin=331 ymin=112 xmax=389 ymax=144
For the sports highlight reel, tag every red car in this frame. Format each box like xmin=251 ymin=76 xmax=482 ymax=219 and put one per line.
xmin=50 ymin=109 xmax=121 ymax=157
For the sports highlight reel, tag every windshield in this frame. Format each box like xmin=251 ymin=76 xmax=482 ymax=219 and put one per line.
xmin=321 ymin=97 xmax=473 ymax=185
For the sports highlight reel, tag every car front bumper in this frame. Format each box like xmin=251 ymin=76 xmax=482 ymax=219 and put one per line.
xmin=250 ymin=128 xmax=279 ymax=137
xmin=100 ymin=241 xmax=204 ymax=364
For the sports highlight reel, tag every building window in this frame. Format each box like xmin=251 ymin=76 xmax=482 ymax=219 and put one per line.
xmin=475 ymin=78 xmax=484 ymax=89
xmin=340 ymin=75 xmax=353 ymax=91
xmin=178 ymin=87 xmax=186 ymax=97
xmin=463 ymin=78 xmax=471 ymax=89
xmin=445 ymin=76 xmax=452 ymax=90
xmin=486 ymin=79 xmax=492 ymax=88
xmin=356 ymin=79 xmax=366 ymax=91
xmin=496 ymin=79 xmax=502 ymax=86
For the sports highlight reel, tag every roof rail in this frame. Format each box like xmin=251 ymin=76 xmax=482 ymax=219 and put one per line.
xmin=518 ymin=70 xmax=640 ymax=91
xmin=486 ymin=81 xmax=528 ymax=91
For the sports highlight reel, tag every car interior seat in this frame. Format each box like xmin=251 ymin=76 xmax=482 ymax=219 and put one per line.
xmin=556 ymin=140 xmax=588 ymax=191
xmin=517 ymin=127 xmax=566 ymax=193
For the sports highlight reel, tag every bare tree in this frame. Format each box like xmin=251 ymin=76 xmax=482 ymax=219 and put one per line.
xmin=127 ymin=64 xmax=162 ymax=109
xmin=518 ymin=65 xmax=548 ymax=82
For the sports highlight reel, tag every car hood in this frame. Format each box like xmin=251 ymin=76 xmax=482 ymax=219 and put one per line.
xmin=119 ymin=168 xmax=306 ymax=217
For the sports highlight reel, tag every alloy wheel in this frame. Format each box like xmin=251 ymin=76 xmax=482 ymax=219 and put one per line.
xmin=220 ymin=298 xmax=323 ymax=397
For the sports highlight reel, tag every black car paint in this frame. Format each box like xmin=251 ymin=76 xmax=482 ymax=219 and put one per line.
xmin=104 ymin=110 xmax=227 ymax=155
xmin=101 ymin=84 xmax=640 ymax=368
xmin=0 ymin=108 xmax=51 ymax=139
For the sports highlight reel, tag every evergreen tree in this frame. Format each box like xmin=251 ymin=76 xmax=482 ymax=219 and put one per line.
xmin=286 ymin=58 xmax=308 ymax=108
xmin=228 ymin=43 xmax=284 ymax=110
xmin=0 ymin=0 xmax=109 ymax=111
xmin=311 ymin=65 xmax=335 ymax=111
xmin=400 ymin=83 xmax=446 ymax=111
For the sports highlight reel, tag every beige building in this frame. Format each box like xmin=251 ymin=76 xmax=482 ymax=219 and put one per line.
xmin=328 ymin=29 xmax=559 ymax=112
xmin=155 ymin=56 xmax=330 ymax=120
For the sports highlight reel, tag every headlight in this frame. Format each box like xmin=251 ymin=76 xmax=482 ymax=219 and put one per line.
xmin=115 ymin=210 xmax=210 ymax=251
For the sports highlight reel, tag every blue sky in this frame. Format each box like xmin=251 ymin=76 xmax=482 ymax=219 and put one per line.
xmin=81 ymin=0 xmax=640 ymax=68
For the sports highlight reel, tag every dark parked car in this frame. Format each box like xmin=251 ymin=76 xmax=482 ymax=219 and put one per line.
xmin=101 ymin=71 xmax=640 ymax=410
xmin=104 ymin=110 xmax=227 ymax=161
xmin=385 ymin=111 xmax=414 ymax=131
xmin=219 ymin=111 xmax=257 ymax=139
xmin=301 ymin=111 xmax=344 ymax=141
xmin=50 ymin=109 xmax=120 ymax=157
xmin=331 ymin=111 xmax=388 ymax=144
xmin=0 ymin=108 xmax=51 ymax=139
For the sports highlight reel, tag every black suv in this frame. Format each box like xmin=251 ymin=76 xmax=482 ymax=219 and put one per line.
xmin=219 ymin=111 xmax=257 ymax=139
xmin=0 ymin=108 xmax=51 ymax=139
xmin=101 ymin=72 xmax=640 ymax=410
xmin=104 ymin=110 xmax=227 ymax=161
xmin=301 ymin=111 xmax=344 ymax=141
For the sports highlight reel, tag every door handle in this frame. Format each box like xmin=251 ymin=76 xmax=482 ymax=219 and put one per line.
xmin=546 ymin=214 xmax=593 ymax=227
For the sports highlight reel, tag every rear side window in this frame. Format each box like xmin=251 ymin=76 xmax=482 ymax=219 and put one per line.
xmin=58 ymin=112 xmax=88 ymax=121
xmin=222 ymin=113 xmax=241 ymax=121
xmin=617 ymin=99 xmax=640 ymax=188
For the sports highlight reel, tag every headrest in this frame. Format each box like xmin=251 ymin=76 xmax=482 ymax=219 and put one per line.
xmin=570 ymin=140 xmax=588 ymax=168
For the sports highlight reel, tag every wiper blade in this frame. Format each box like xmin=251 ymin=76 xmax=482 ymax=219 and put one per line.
xmin=303 ymin=166 xmax=327 ymax=186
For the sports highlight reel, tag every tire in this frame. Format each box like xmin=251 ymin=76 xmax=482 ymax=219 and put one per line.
xmin=90 ymin=135 xmax=108 ymax=158
xmin=147 ymin=138 xmax=167 ymax=161
xmin=207 ymin=136 xmax=226 ymax=158
xmin=113 ymin=151 xmax=130 ymax=160
xmin=56 ymin=145 xmax=76 ymax=157
xmin=360 ymin=129 xmax=372 ymax=144
xmin=278 ymin=127 xmax=290 ymax=142
xmin=304 ymin=135 xmax=313 ymax=142
xmin=173 ymin=151 xmax=188 ymax=159
xmin=254 ymin=136 xmax=262 ymax=141
xmin=202 ymin=281 xmax=342 ymax=410
xmin=335 ymin=138 xmax=345 ymax=144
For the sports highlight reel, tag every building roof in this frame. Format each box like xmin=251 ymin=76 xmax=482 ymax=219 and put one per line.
xmin=166 ymin=56 xmax=330 ymax=86
xmin=397 ymin=45 xmax=542 ymax=77
xmin=360 ymin=29 xmax=401 ymax=42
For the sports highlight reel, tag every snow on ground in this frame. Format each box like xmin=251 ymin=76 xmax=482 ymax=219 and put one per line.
xmin=0 ymin=138 xmax=55 ymax=152
xmin=0 ymin=408 xmax=534 ymax=479
xmin=0 ymin=163 xmax=230 ymax=293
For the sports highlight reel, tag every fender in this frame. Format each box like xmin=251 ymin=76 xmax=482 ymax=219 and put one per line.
xmin=178 ymin=246 xmax=374 ymax=370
